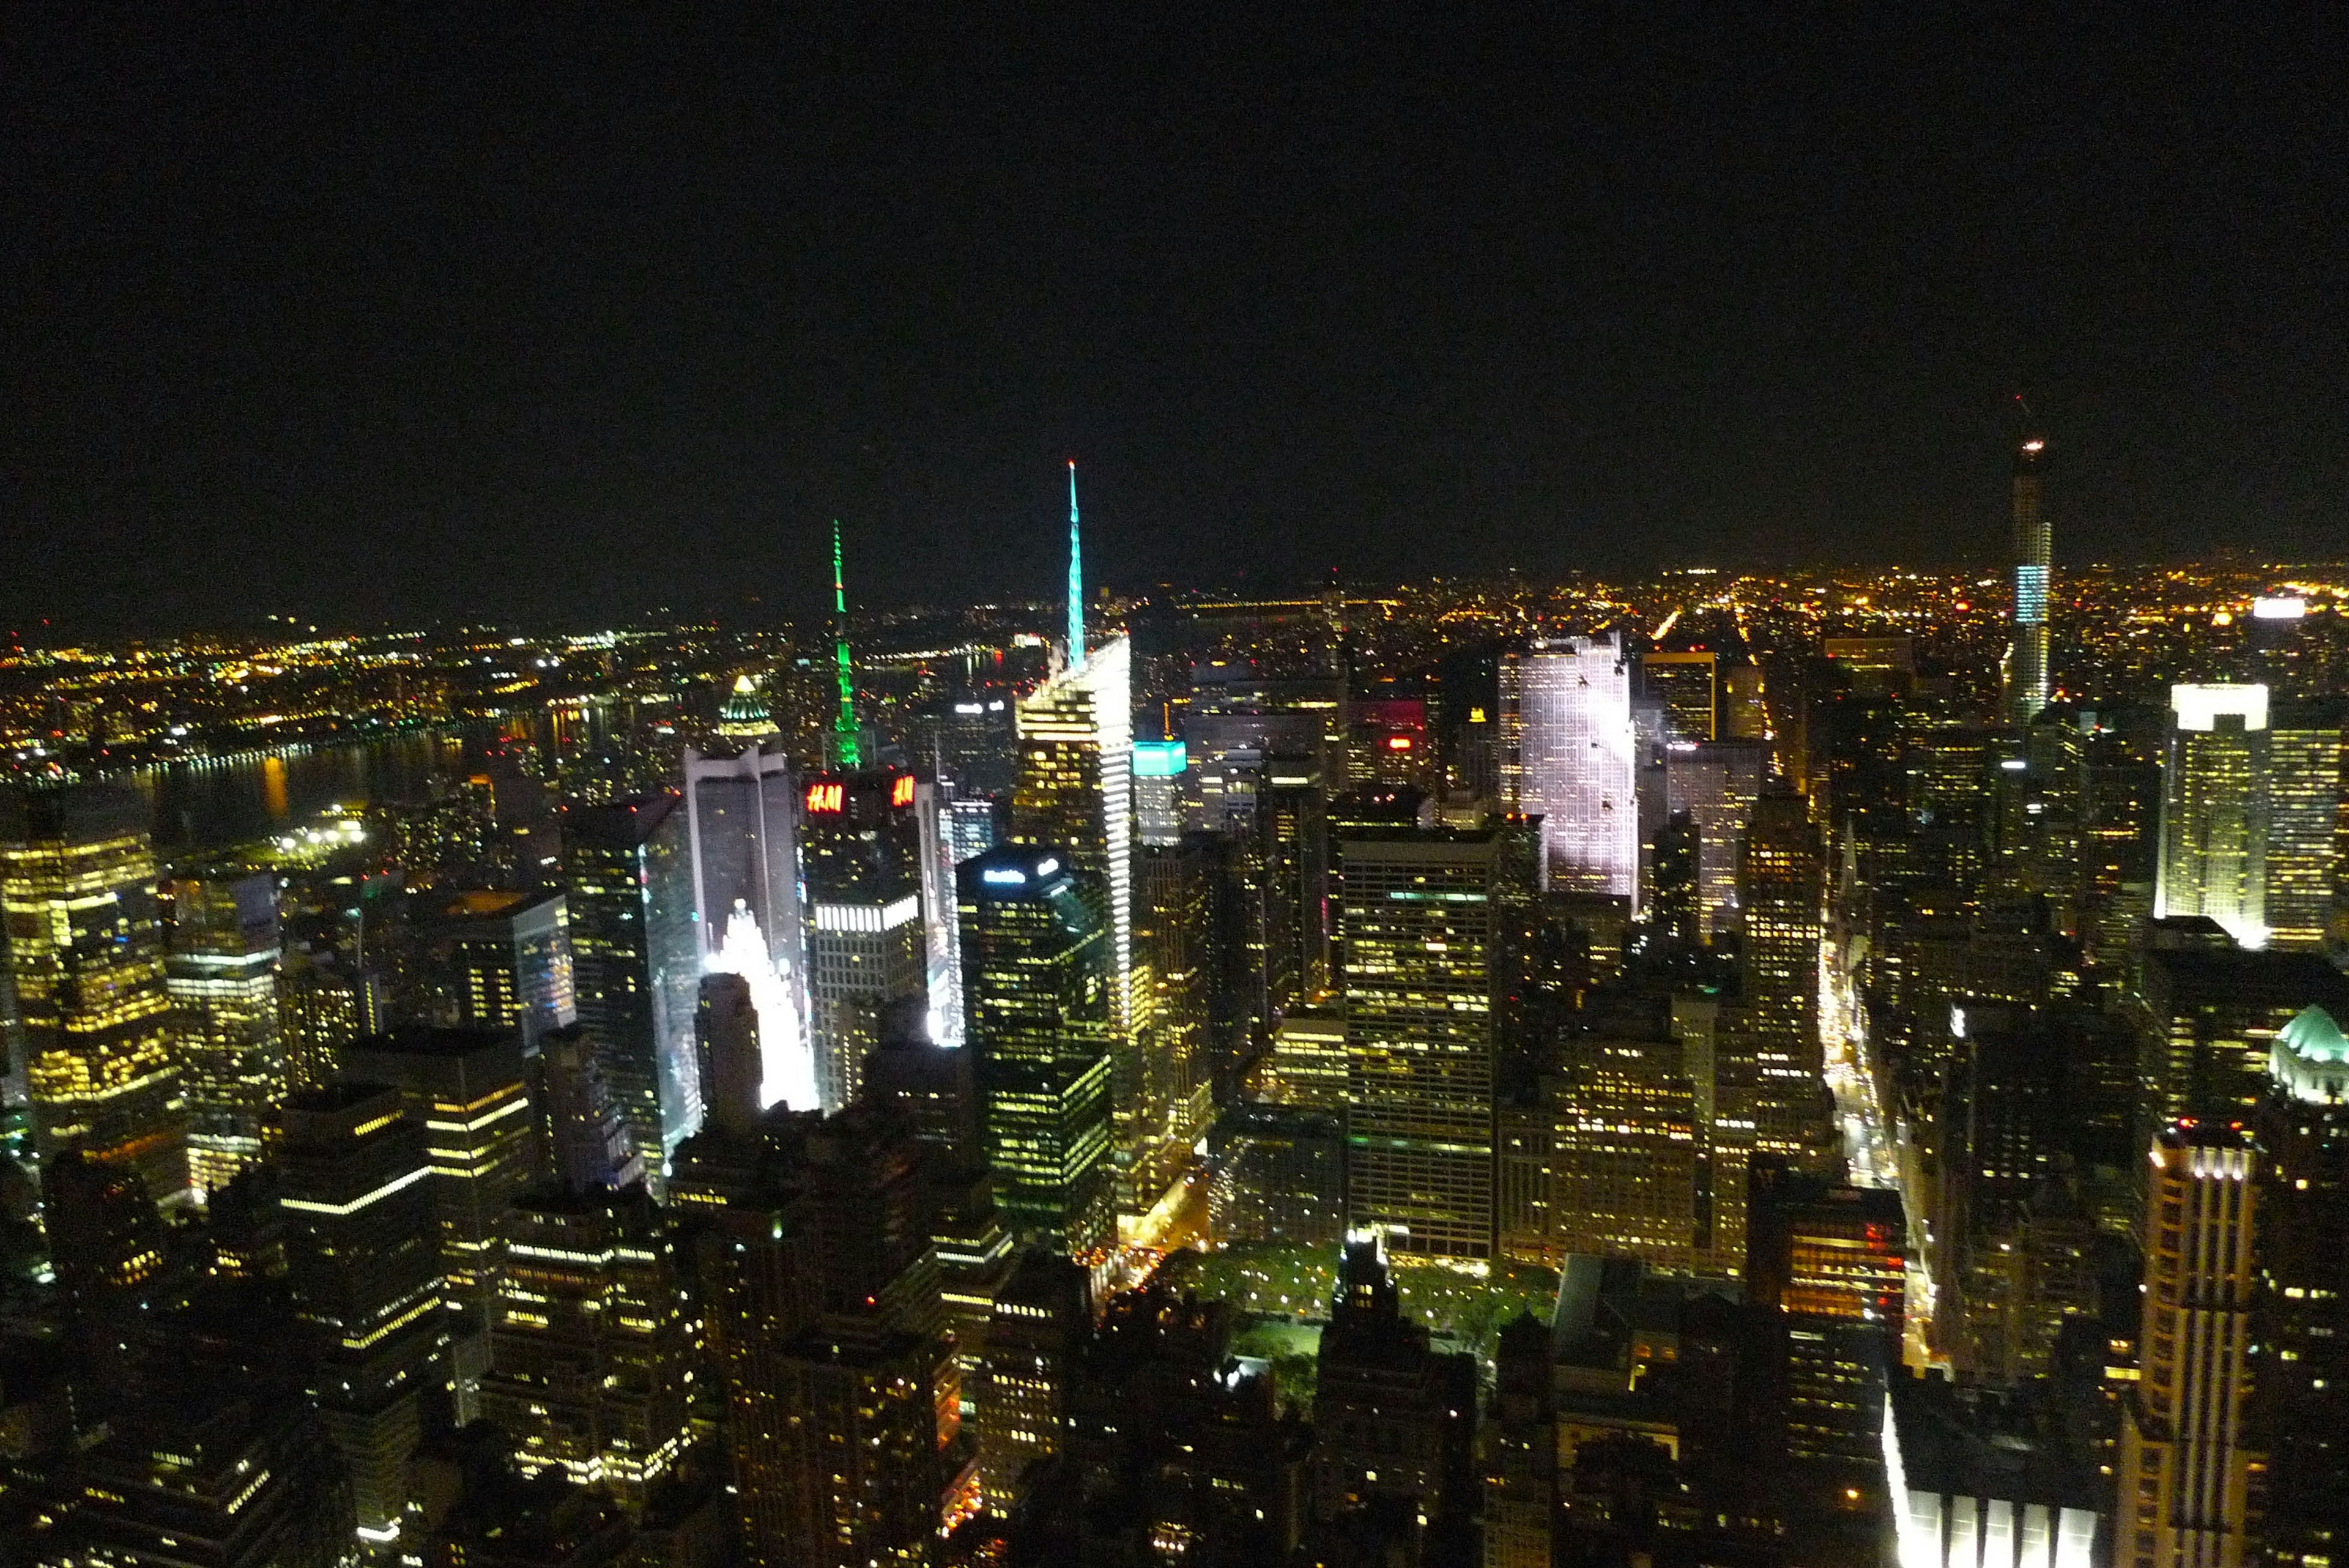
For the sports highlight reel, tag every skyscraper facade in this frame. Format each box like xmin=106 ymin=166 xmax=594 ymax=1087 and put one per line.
xmin=798 ymin=768 xmax=928 ymax=1113
xmin=682 ymin=740 xmax=811 ymax=1110
xmin=957 ymin=844 xmax=1116 ymax=1259
xmin=562 ymin=792 xmax=701 ymax=1180
xmin=1338 ymin=817 xmax=1537 ymax=1260
xmin=2157 ymin=684 xmax=2269 ymax=948
xmin=1740 ymin=788 xmax=1831 ymax=1167
xmin=2007 ymin=434 xmax=2052 ymax=724
xmin=165 ymin=871 xmax=283 ymax=1195
xmin=480 ymin=1183 xmax=694 ymax=1509
xmin=268 ymin=1083 xmax=445 ymax=1544
xmin=2115 ymin=1124 xmax=2260 ymax=1568
xmin=1499 ymin=634 xmax=1639 ymax=905
xmin=425 ymin=888 xmax=577 ymax=1048
xmin=1 ymin=783 xmax=187 ymax=1205
xmin=1665 ymin=737 xmax=1771 ymax=942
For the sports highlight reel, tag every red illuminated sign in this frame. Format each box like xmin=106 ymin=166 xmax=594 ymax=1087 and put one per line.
xmin=1386 ymin=735 xmax=1414 ymax=751
xmin=804 ymin=781 xmax=844 ymax=814
xmin=891 ymin=775 xmax=916 ymax=808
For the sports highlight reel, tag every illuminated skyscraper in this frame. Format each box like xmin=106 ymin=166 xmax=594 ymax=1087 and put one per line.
xmin=2006 ymin=433 xmax=2052 ymax=724
xmin=166 ymin=871 xmax=283 ymax=1195
xmin=681 ymin=740 xmax=810 ymax=1108
xmin=1011 ymin=635 xmax=1135 ymax=1031
xmin=1012 ymin=483 xmax=1143 ymax=1212
xmin=1739 ymin=787 xmax=1831 ymax=1167
xmin=1499 ymin=634 xmax=1639 ymax=905
xmin=1 ymin=783 xmax=187 ymax=1205
xmin=2157 ymin=684 xmax=2268 ymax=946
xmin=2261 ymin=704 xmax=2345 ymax=953
xmin=957 ymin=845 xmax=1115 ymax=1259
xmin=798 ymin=768 xmax=928 ymax=1112
xmin=1337 ymin=816 xmax=1538 ymax=1260
xmin=1548 ymin=1035 xmax=1706 ymax=1271
xmin=480 ymin=1183 xmax=694 ymax=1509
xmin=2116 ymin=1124 xmax=2260 ymax=1568
xmin=269 ymin=1083 xmax=445 ymax=1544
xmin=2154 ymin=685 xmax=2342 ymax=953
xmin=562 ymin=792 xmax=701 ymax=1178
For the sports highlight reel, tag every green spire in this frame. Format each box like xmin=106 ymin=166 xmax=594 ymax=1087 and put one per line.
xmin=831 ymin=519 xmax=861 ymax=768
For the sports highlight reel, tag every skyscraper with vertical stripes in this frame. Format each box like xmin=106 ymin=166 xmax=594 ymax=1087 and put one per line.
xmin=2007 ymin=434 xmax=2052 ymax=725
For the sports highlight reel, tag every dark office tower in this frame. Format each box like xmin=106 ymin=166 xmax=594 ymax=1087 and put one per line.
xmin=1130 ymin=838 xmax=1214 ymax=1213
xmin=562 ymin=792 xmax=700 ymax=1183
xmin=1311 ymin=1229 xmax=1478 ymax=1534
xmin=43 ymin=1145 xmax=168 ymax=1304
xmin=340 ymin=1027 xmax=542 ymax=1416
xmin=1344 ymin=696 xmax=1434 ymax=790
xmin=2255 ymin=1006 xmax=2349 ymax=1568
xmin=56 ymin=1391 xmax=347 ymax=1568
xmin=932 ymin=688 xmax=1020 ymax=800
xmin=1209 ymin=1100 xmax=1346 ymax=1246
xmin=1664 ymin=735 xmax=1770 ymax=942
xmin=1338 ymin=815 xmax=1535 ymax=1260
xmin=165 ymin=872 xmax=283 ymax=1195
xmin=1261 ymin=752 xmax=1332 ymax=1005
xmin=2116 ymin=1124 xmax=2260 ymax=1568
xmin=1650 ymin=809 xmax=1700 ymax=951
xmin=1940 ymin=1008 xmax=2119 ymax=1382
xmin=478 ymin=1184 xmax=692 ymax=1512
xmin=1750 ymin=1175 xmax=1906 ymax=1536
xmin=268 ymin=1083 xmax=445 ymax=1544
xmin=2079 ymin=726 xmax=2162 ymax=964
xmin=978 ymin=1248 xmax=1094 ymax=1510
xmin=957 ymin=845 xmax=1116 ymax=1260
xmin=277 ymin=945 xmax=386 ymax=1094
xmin=2006 ymin=433 xmax=2052 ymax=726
xmin=867 ymin=1014 xmax=981 ymax=1159
xmin=2136 ymin=942 xmax=2349 ymax=1124
xmin=693 ymin=973 xmax=763 ymax=1140
xmin=1480 ymin=1312 xmax=1557 ymax=1568
xmin=1 ymin=784 xmax=187 ymax=1205
xmin=1641 ymin=648 xmax=1720 ymax=741
xmin=536 ymin=1024 xmax=639 ymax=1192
xmin=425 ymin=888 xmax=577 ymax=1049
xmin=681 ymin=740 xmax=811 ymax=1109
xmin=702 ymin=1105 xmax=950 ymax=1568
xmin=798 ymin=769 xmax=929 ymax=1114
xmin=1738 ymin=787 xmax=1832 ymax=1169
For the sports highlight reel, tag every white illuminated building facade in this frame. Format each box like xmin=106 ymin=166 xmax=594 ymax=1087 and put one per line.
xmin=1012 ymin=633 xmax=1135 ymax=1033
xmin=682 ymin=740 xmax=815 ymax=1111
xmin=2155 ymin=683 xmax=2269 ymax=948
xmin=1499 ymin=633 xmax=1639 ymax=907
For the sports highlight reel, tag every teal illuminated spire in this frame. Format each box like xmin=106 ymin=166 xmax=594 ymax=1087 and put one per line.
xmin=1066 ymin=459 xmax=1085 ymax=672
xmin=831 ymin=518 xmax=861 ymax=768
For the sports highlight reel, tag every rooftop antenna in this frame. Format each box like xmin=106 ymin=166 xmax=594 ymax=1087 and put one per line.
xmin=831 ymin=519 xmax=861 ymax=768
xmin=1066 ymin=459 xmax=1085 ymax=673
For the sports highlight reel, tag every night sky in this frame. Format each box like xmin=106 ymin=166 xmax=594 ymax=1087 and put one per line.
xmin=6 ymin=9 xmax=2345 ymax=634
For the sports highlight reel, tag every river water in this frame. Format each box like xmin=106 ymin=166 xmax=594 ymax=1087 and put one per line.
xmin=127 ymin=724 xmax=533 ymax=854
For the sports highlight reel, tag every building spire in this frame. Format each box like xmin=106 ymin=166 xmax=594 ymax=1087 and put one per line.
xmin=1066 ymin=459 xmax=1085 ymax=673
xmin=831 ymin=518 xmax=861 ymax=768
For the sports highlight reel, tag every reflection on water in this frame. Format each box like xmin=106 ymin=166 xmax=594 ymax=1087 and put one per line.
xmin=127 ymin=705 xmax=628 ymax=856
xmin=132 ymin=730 xmax=476 ymax=853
